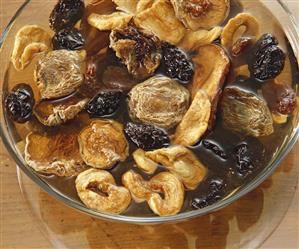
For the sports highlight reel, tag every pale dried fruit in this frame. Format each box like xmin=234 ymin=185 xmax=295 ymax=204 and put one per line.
xmin=231 ymin=37 xmax=252 ymax=57
xmin=122 ymin=170 xmax=184 ymax=216
xmin=76 ymin=169 xmax=131 ymax=214
xmin=34 ymin=95 xmax=88 ymax=126
xmin=174 ymin=90 xmax=211 ymax=146
xmin=170 ymin=0 xmax=230 ymax=30
xmin=132 ymin=149 xmax=158 ymax=174
xmin=190 ymin=44 xmax=230 ymax=100
xmin=179 ymin=26 xmax=222 ymax=51
xmin=110 ymin=26 xmax=162 ymax=79
xmin=34 ymin=50 xmax=85 ymax=100
xmin=88 ymin=12 xmax=133 ymax=31
xmin=134 ymin=0 xmax=185 ymax=45
xmin=11 ymin=25 xmax=52 ymax=71
xmin=221 ymin=13 xmax=259 ymax=49
xmin=78 ymin=120 xmax=129 ymax=169
xmin=128 ymin=76 xmax=190 ymax=129
xmin=221 ymin=87 xmax=274 ymax=137
xmin=146 ymin=146 xmax=207 ymax=190
xmin=112 ymin=0 xmax=154 ymax=14
xmin=25 ymin=131 xmax=87 ymax=177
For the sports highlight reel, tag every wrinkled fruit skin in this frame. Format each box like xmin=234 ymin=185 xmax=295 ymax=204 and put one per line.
xmin=87 ymin=91 xmax=122 ymax=117
xmin=5 ymin=84 xmax=35 ymax=123
xmin=49 ymin=0 xmax=85 ymax=32
xmin=191 ymin=178 xmax=226 ymax=209
xmin=249 ymin=33 xmax=285 ymax=81
xmin=234 ymin=143 xmax=254 ymax=177
xmin=162 ymin=43 xmax=194 ymax=83
xmin=202 ymin=140 xmax=227 ymax=159
xmin=124 ymin=122 xmax=170 ymax=151
xmin=52 ymin=28 xmax=85 ymax=50
xmin=262 ymin=82 xmax=296 ymax=115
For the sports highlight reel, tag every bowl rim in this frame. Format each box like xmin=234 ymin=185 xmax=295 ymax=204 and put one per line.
xmin=1 ymin=0 xmax=299 ymax=224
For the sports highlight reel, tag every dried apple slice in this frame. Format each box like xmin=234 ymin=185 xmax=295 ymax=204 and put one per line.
xmin=132 ymin=149 xmax=158 ymax=174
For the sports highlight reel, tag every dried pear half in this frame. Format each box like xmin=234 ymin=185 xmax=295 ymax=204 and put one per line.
xmin=25 ymin=131 xmax=87 ymax=177
xmin=34 ymin=94 xmax=89 ymax=126
xmin=146 ymin=146 xmax=207 ymax=190
xmin=78 ymin=120 xmax=129 ymax=169
xmin=34 ymin=50 xmax=85 ymax=100
xmin=128 ymin=76 xmax=190 ymax=129
xmin=174 ymin=90 xmax=211 ymax=146
xmin=170 ymin=0 xmax=230 ymax=30
xmin=134 ymin=0 xmax=186 ymax=45
xmin=11 ymin=25 xmax=52 ymax=71
xmin=221 ymin=87 xmax=274 ymax=137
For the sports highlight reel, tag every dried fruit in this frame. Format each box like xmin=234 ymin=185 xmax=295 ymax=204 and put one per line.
xmin=262 ymin=82 xmax=296 ymax=115
xmin=231 ymin=37 xmax=252 ymax=57
xmin=170 ymin=0 xmax=230 ymax=30
xmin=234 ymin=143 xmax=254 ymax=177
xmin=52 ymin=28 xmax=85 ymax=50
xmin=5 ymin=84 xmax=35 ymax=123
xmin=124 ymin=122 xmax=170 ymax=151
xmin=11 ymin=25 xmax=52 ymax=71
xmin=249 ymin=33 xmax=285 ymax=81
xmin=221 ymin=87 xmax=274 ymax=137
xmin=128 ymin=76 xmax=190 ymax=129
xmin=162 ymin=42 xmax=194 ymax=82
xmin=110 ymin=26 xmax=162 ymax=80
xmin=49 ymin=0 xmax=85 ymax=32
xmin=202 ymin=140 xmax=227 ymax=159
xmin=34 ymin=50 xmax=85 ymax=99
xmin=86 ymin=91 xmax=122 ymax=117
xmin=132 ymin=149 xmax=158 ymax=174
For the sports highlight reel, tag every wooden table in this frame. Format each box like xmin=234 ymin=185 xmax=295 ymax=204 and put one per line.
xmin=0 ymin=1 xmax=298 ymax=248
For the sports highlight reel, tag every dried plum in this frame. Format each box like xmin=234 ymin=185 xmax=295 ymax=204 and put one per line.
xmin=86 ymin=91 xmax=122 ymax=117
xmin=49 ymin=0 xmax=85 ymax=32
xmin=5 ymin=84 xmax=35 ymax=123
xmin=262 ymin=82 xmax=296 ymax=115
xmin=221 ymin=87 xmax=274 ymax=137
xmin=124 ymin=122 xmax=170 ymax=151
xmin=162 ymin=43 xmax=194 ymax=83
xmin=249 ymin=33 xmax=285 ymax=81
xmin=202 ymin=140 xmax=227 ymax=160
xmin=234 ymin=143 xmax=254 ymax=177
xmin=52 ymin=28 xmax=85 ymax=50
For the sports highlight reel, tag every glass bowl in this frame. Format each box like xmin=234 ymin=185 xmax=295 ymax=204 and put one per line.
xmin=1 ymin=0 xmax=298 ymax=224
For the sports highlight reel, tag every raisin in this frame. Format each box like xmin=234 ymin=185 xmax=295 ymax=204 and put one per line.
xmin=52 ymin=28 xmax=85 ymax=50
xmin=5 ymin=84 xmax=35 ymax=123
xmin=234 ymin=143 xmax=254 ymax=177
xmin=202 ymin=140 xmax=227 ymax=159
xmin=49 ymin=0 xmax=85 ymax=32
xmin=86 ymin=91 xmax=121 ymax=117
xmin=124 ymin=122 xmax=170 ymax=151
xmin=262 ymin=82 xmax=296 ymax=115
xmin=162 ymin=43 xmax=194 ymax=83
xmin=249 ymin=33 xmax=285 ymax=81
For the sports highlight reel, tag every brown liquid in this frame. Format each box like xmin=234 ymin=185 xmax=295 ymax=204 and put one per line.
xmin=3 ymin=0 xmax=299 ymax=217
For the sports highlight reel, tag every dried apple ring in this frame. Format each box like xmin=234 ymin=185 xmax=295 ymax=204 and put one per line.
xmin=76 ymin=169 xmax=131 ymax=214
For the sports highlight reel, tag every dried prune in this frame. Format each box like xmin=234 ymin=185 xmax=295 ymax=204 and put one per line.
xmin=262 ymin=82 xmax=296 ymax=115
xmin=249 ymin=33 xmax=285 ymax=81
xmin=162 ymin=43 xmax=194 ymax=83
xmin=124 ymin=122 xmax=170 ymax=151
xmin=202 ymin=140 xmax=227 ymax=159
xmin=234 ymin=143 xmax=254 ymax=177
xmin=86 ymin=91 xmax=122 ymax=117
xmin=221 ymin=87 xmax=274 ymax=137
xmin=5 ymin=84 xmax=35 ymax=123
xmin=49 ymin=0 xmax=85 ymax=32
xmin=52 ymin=28 xmax=85 ymax=50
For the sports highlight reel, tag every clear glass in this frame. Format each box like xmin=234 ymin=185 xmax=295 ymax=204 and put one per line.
xmin=0 ymin=0 xmax=299 ymax=224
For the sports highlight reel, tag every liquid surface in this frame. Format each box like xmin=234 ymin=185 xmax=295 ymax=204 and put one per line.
xmin=3 ymin=0 xmax=299 ymax=217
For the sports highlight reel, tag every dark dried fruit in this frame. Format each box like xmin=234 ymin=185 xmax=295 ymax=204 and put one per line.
xmin=86 ymin=91 xmax=122 ymax=117
xmin=162 ymin=43 xmax=194 ymax=83
xmin=49 ymin=0 xmax=85 ymax=32
xmin=52 ymin=28 xmax=85 ymax=50
xmin=124 ymin=122 xmax=170 ymax=151
xmin=234 ymin=143 xmax=254 ymax=177
xmin=231 ymin=37 xmax=252 ymax=57
xmin=249 ymin=33 xmax=285 ymax=81
xmin=202 ymin=140 xmax=227 ymax=159
xmin=262 ymin=82 xmax=296 ymax=115
xmin=5 ymin=84 xmax=35 ymax=123
xmin=221 ymin=87 xmax=274 ymax=137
